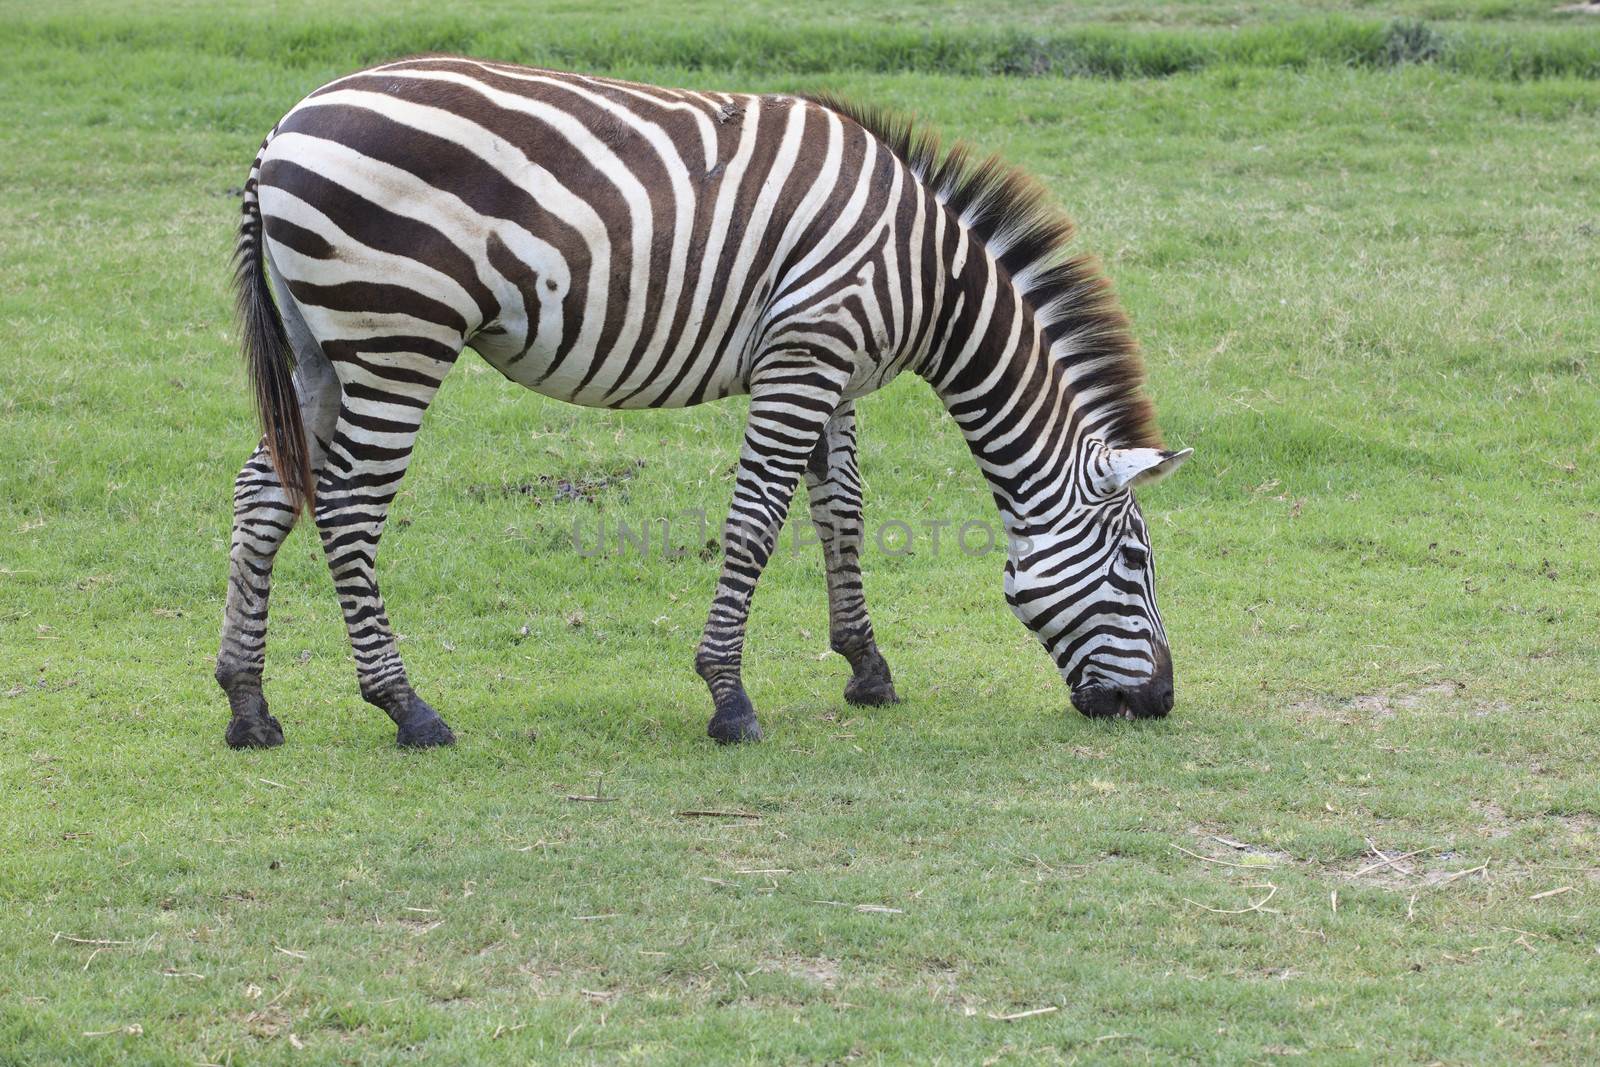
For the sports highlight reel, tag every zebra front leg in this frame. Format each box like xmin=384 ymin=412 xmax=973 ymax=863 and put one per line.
xmin=315 ymin=371 xmax=456 ymax=748
xmin=804 ymin=400 xmax=899 ymax=707
xmin=698 ymin=360 xmax=849 ymax=743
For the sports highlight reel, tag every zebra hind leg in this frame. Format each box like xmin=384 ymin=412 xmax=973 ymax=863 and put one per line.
xmin=697 ymin=358 xmax=850 ymax=743
xmin=217 ymin=444 xmax=297 ymax=748
xmin=216 ymin=323 xmax=341 ymax=748
xmin=804 ymin=400 xmax=899 ymax=708
xmin=314 ymin=340 xmax=459 ymax=748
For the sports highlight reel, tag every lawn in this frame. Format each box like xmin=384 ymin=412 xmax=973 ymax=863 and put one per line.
xmin=2 ymin=2 xmax=1599 ymax=1063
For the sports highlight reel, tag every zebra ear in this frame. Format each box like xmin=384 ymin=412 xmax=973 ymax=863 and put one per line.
xmin=1095 ymin=447 xmax=1192 ymax=494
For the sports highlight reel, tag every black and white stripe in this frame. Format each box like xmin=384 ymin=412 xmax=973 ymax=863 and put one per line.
xmin=215 ymin=58 xmax=1190 ymax=748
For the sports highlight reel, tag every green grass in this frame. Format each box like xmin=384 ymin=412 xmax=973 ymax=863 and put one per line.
xmin=4 ymin=3 xmax=1600 ymax=1064
xmin=15 ymin=5 xmax=1600 ymax=81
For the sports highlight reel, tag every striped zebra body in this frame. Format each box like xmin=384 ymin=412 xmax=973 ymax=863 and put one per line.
xmin=216 ymin=57 xmax=1190 ymax=749
xmin=262 ymin=63 xmax=925 ymax=409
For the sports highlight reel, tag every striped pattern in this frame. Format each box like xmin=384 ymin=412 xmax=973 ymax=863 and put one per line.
xmin=214 ymin=57 xmax=1189 ymax=748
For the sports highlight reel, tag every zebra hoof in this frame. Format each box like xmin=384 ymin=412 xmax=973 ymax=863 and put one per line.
xmin=845 ymin=673 xmax=900 ymax=707
xmin=707 ymin=688 xmax=763 ymax=744
xmin=708 ymin=713 xmax=763 ymax=744
xmin=396 ymin=715 xmax=456 ymax=748
xmin=226 ymin=712 xmax=285 ymax=749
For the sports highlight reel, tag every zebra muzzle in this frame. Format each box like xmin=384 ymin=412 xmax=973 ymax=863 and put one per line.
xmin=1070 ymin=677 xmax=1174 ymax=721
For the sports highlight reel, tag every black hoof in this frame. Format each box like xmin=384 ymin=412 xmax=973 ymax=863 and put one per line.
xmin=226 ymin=712 xmax=285 ymax=749
xmin=397 ymin=716 xmax=456 ymax=748
xmin=708 ymin=713 xmax=763 ymax=744
xmin=845 ymin=673 xmax=900 ymax=707
xmin=707 ymin=688 xmax=763 ymax=744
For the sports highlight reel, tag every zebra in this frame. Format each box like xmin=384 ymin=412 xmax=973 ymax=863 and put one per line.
xmin=216 ymin=56 xmax=1192 ymax=749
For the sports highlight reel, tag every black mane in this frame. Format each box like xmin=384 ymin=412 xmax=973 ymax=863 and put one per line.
xmin=803 ymin=93 xmax=1162 ymax=450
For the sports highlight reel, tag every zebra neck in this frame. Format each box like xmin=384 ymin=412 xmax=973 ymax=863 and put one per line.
xmin=919 ymin=254 xmax=1094 ymax=537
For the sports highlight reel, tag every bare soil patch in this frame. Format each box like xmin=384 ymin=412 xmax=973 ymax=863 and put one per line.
xmin=1556 ymin=812 xmax=1600 ymax=839
xmin=1181 ymin=826 xmax=1293 ymax=869
xmin=1330 ymin=847 xmax=1489 ymax=890
xmin=1471 ymin=801 xmax=1515 ymax=839
xmin=1288 ymin=680 xmax=1509 ymax=725
xmin=755 ymin=955 xmax=841 ymax=989
xmin=466 ymin=459 xmax=646 ymax=504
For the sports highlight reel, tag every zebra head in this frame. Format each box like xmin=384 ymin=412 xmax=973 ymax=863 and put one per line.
xmin=1004 ymin=443 xmax=1192 ymax=720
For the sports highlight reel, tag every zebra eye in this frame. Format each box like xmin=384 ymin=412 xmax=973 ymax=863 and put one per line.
xmin=1120 ymin=545 xmax=1148 ymax=568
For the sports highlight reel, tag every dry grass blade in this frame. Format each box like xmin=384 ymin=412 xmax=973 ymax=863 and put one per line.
xmin=809 ymin=899 xmax=904 ymax=914
xmin=1351 ymin=845 xmax=1435 ymax=878
xmin=1183 ymin=883 xmax=1280 ymax=915
xmin=1432 ymin=862 xmax=1489 ymax=887
xmin=1529 ymin=886 xmax=1574 ymax=901
xmin=53 ymin=933 xmax=135 ymax=946
xmin=1170 ymin=843 xmax=1278 ymax=869
xmin=987 ymin=1005 xmax=1059 ymax=1021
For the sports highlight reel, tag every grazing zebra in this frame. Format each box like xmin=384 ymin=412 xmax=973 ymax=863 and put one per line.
xmin=216 ymin=57 xmax=1192 ymax=749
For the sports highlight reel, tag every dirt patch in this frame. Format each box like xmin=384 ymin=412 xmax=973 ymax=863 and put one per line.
xmin=1405 ymin=682 xmax=1462 ymax=705
xmin=1290 ymin=695 xmax=1395 ymax=724
xmin=755 ymin=955 xmax=840 ymax=989
xmin=515 ymin=961 xmax=599 ymax=997
xmin=237 ymin=1005 xmax=292 ymax=1040
xmin=467 ymin=459 xmax=645 ymax=504
xmin=1331 ymin=847 xmax=1488 ymax=890
xmin=1556 ymin=812 xmax=1600 ymax=839
xmin=1288 ymin=680 xmax=1509 ymax=724
xmin=1182 ymin=826 xmax=1293 ymax=868
xmin=1472 ymin=801 xmax=1515 ymax=839
xmin=920 ymin=961 xmax=982 ymax=1016
xmin=1468 ymin=804 xmax=1600 ymax=844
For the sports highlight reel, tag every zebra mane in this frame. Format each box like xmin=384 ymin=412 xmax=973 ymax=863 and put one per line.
xmin=802 ymin=93 xmax=1162 ymax=451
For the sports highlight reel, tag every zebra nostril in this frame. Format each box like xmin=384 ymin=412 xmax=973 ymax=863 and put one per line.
xmin=1114 ymin=679 xmax=1174 ymax=719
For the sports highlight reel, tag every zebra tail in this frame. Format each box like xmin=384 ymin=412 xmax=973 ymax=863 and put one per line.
xmin=231 ymin=133 xmax=313 ymax=512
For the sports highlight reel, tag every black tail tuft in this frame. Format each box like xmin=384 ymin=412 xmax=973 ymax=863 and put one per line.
xmin=231 ymin=151 xmax=313 ymax=512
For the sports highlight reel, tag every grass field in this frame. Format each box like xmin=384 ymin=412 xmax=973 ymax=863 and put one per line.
xmin=3 ymin=1 xmax=1600 ymax=1063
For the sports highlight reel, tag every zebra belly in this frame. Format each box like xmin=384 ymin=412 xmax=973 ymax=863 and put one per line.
xmin=468 ymin=283 xmax=756 ymax=410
